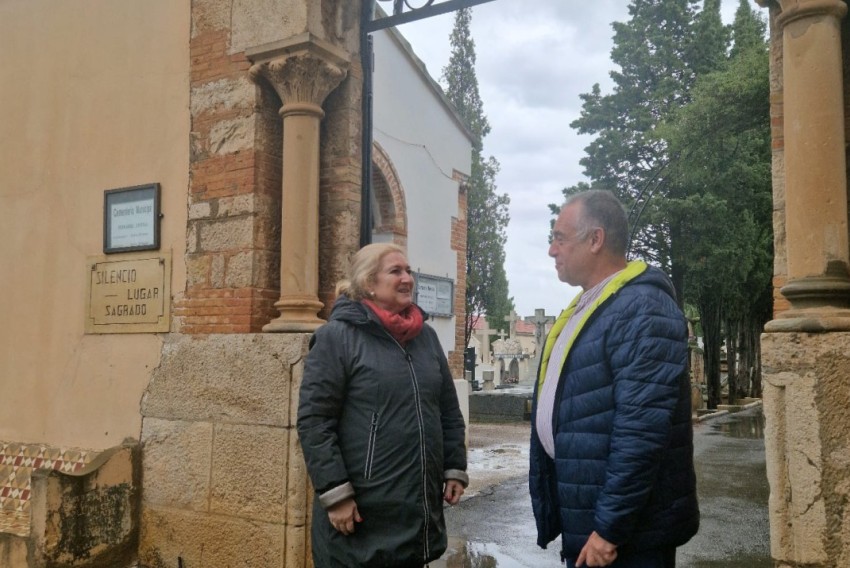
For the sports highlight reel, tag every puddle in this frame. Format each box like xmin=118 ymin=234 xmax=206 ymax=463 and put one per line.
xmin=464 ymin=444 xmax=529 ymax=498
xmin=436 ymin=540 xmax=530 ymax=568
xmin=710 ymin=410 xmax=765 ymax=439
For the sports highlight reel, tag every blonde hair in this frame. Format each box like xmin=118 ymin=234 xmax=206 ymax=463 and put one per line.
xmin=336 ymin=243 xmax=407 ymax=301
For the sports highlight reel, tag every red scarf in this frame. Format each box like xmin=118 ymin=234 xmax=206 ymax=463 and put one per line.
xmin=362 ymin=300 xmax=424 ymax=345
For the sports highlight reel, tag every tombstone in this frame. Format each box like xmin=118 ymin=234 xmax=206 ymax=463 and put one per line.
xmin=473 ymin=318 xmax=499 ymax=366
xmin=524 ymin=309 xmax=555 ymax=386
xmin=482 ymin=369 xmax=495 ymax=391
xmin=467 ymin=335 xmax=482 ymax=364
xmin=492 ymin=336 xmax=529 ymax=386
xmin=491 ymin=337 xmax=507 ymax=385
xmin=463 ymin=346 xmax=476 ymax=378
xmin=508 ymin=359 xmax=520 ymax=383
xmin=503 ymin=310 xmax=520 ymax=339
xmin=526 ymin=309 xmax=555 ymax=353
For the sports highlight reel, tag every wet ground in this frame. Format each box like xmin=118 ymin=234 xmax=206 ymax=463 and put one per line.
xmin=434 ymin=406 xmax=769 ymax=567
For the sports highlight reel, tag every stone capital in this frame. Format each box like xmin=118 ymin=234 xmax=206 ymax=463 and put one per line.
xmin=774 ymin=0 xmax=847 ymax=27
xmin=247 ymin=33 xmax=350 ymax=110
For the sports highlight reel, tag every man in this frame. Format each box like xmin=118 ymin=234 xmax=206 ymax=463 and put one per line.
xmin=529 ymin=190 xmax=699 ymax=567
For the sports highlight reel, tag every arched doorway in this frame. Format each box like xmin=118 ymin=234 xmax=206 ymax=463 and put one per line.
xmin=371 ymin=140 xmax=408 ymax=245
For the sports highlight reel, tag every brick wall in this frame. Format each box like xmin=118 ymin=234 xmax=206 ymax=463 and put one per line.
xmin=318 ymin=71 xmax=364 ymax=320
xmin=175 ymin=27 xmax=282 ymax=333
xmin=449 ymin=173 xmax=469 ymax=379
xmin=766 ymin=3 xmax=789 ymax=320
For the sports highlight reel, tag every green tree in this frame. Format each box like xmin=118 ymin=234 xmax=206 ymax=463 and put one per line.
xmin=660 ymin=11 xmax=772 ymax=406
xmin=730 ymin=0 xmax=767 ymax=58
xmin=557 ymin=0 xmax=771 ymax=408
xmin=687 ymin=0 xmax=729 ymax=77
xmin=566 ymin=0 xmax=726 ymax=304
xmin=443 ymin=8 xmax=513 ymax=344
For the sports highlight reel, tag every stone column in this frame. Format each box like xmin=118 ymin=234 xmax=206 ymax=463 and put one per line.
xmin=758 ymin=2 xmax=850 ymax=566
xmin=248 ymin=35 xmax=350 ymax=332
xmin=765 ymin=0 xmax=850 ymax=332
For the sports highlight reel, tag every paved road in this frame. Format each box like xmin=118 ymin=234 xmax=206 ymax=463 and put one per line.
xmin=433 ymin=406 xmax=769 ymax=567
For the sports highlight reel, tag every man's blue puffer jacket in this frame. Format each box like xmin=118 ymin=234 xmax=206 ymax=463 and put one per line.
xmin=529 ymin=263 xmax=699 ymax=560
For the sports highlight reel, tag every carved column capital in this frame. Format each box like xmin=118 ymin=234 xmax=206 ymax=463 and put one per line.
xmin=246 ymin=34 xmax=351 ymax=333
xmin=775 ymin=0 xmax=847 ymax=27
xmin=247 ymin=33 xmax=350 ymax=111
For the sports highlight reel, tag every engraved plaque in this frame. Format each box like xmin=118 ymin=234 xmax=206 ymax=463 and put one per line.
xmin=85 ymin=252 xmax=172 ymax=333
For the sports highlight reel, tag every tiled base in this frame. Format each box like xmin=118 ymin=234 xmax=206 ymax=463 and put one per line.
xmin=0 ymin=441 xmax=94 ymax=537
xmin=0 ymin=509 xmax=29 ymax=537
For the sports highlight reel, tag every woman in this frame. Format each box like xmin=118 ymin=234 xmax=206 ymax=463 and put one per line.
xmin=297 ymin=243 xmax=468 ymax=567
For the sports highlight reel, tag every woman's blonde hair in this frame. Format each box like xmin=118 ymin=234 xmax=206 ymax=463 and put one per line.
xmin=336 ymin=243 xmax=407 ymax=301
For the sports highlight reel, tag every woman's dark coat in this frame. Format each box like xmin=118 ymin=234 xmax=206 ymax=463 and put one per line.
xmin=529 ymin=265 xmax=699 ymax=561
xmin=298 ymin=297 xmax=467 ymax=567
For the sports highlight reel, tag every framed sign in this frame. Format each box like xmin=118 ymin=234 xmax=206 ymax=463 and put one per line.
xmin=414 ymin=273 xmax=454 ymax=317
xmin=103 ymin=183 xmax=161 ymax=254
xmin=85 ymin=252 xmax=172 ymax=334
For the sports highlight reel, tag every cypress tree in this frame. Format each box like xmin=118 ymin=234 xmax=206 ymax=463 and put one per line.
xmin=442 ymin=8 xmax=513 ymax=345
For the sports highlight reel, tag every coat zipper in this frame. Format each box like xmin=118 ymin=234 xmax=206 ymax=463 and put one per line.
xmin=405 ymin=351 xmax=431 ymax=561
xmin=364 ymin=412 xmax=379 ymax=479
xmin=385 ymin=331 xmax=431 ymax=561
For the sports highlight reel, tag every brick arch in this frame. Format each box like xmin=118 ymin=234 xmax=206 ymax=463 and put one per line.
xmin=371 ymin=141 xmax=408 ymax=245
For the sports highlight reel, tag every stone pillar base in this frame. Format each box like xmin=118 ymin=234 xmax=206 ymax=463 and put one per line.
xmin=764 ymin=308 xmax=850 ymax=333
xmin=263 ymin=319 xmax=325 ymax=333
xmin=140 ymin=333 xmax=314 ymax=568
xmin=761 ymin=331 xmax=850 ymax=567
xmin=263 ymin=295 xmax=326 ymax=332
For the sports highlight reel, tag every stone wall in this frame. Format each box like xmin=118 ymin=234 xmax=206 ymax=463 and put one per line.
xmin=760 ymin=2 xmax=850 ymax=566
xmin=143 ymin=2 xmax=362 ymax=565
xmin=762 ymin=332 xmax=850 ymax=567
xmin=138 ymin=333 xmax=313 ymax=568
xmin=177 ymin=0 xmax=363 ymax=333
xmin=177 ymin=1 xmax=290 ymax=334
xmin=317 ymin=57 xmax=364 ymax=321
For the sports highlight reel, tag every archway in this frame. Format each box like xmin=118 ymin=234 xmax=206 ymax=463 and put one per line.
xmin=370 ymin=140 xmax=408 ymax=245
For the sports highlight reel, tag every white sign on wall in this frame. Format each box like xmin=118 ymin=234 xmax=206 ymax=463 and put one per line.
xmin=414 ymin=273 xmax=453 ymax=317
xmin=104 ymin=183 xmax=160 ymax=253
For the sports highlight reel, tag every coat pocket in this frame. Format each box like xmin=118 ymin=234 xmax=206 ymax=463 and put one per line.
xmin=364 ymin=412 xmax=379 ymax=479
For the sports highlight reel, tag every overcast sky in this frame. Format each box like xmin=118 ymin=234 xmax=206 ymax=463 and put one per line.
xmin=388 ymin=0 xmax=748 ymax=321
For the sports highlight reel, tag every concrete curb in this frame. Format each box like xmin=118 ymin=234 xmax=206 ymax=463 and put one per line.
xmin=694 ymin=399 xmax=763 ymax=423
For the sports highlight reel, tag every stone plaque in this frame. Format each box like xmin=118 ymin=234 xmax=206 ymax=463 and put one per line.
xmin=85 ymin=252 xmax=172 ymax=334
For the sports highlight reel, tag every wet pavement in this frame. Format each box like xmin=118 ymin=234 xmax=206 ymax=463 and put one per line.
xmin=434 ymin=406 xmax=769 ymax=567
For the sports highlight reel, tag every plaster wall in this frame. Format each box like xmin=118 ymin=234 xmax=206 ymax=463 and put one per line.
xmin=0 ymin=0 xmax=190 ymax=449
xmin=372 ymin=28 xmax=472 ymax=353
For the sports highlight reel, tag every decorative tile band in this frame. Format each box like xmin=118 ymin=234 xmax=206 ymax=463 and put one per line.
xmin=0 ymin=442 xmax=94 ymax=515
